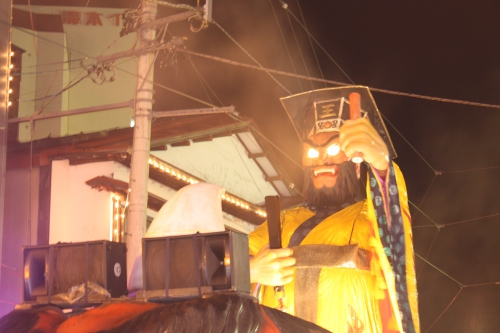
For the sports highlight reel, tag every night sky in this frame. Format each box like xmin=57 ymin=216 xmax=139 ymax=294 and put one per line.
xmin=152 ymin=1 xmax=500 ymax=332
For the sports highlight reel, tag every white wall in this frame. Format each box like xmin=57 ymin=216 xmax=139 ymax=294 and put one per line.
xmin=13 ymin=28 xmax=68 ymax=142
xmin=50 ymin=160 xmax=114 ymax=243
xmin=49 ymin=160 xmax=255 ymax=245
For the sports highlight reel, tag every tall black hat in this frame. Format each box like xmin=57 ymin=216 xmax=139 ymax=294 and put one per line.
xmin=280 ymin=85 xmax=397 ymax=158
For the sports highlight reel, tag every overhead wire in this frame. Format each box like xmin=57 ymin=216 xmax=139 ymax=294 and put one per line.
xmin=412 ymin=174 xmax=437 ymax=224
xmin=27 ymin=0 xmax=38 ymax=56
xmin=417 ymin=229 xmax=439 ymax=281
xmin=415 ymin=253 xmax=464 ymax=287
xmin=212 ymin=20 xmax=292 ymax=95
xmin=115 ymin=62 xmax=305 ymax=184
xmin=424 ymin=287 xmax=463 ymax=333
xmin=182 ymin=50 xmax=222 ymax=106
xmin=282 ymin=3 xmax=314 ymax=90
xmin=441 ymin=213 xmax=500 ymax=227
xmin=268 ymin=0 xmax=304 ymax=91
xmin=294 ymin=0 xmax=327 ymax=88
xmin=275 ymin=0 xmax=355 ymax=85
xmin=179 ymin=49 xmax=500 ymax=111
xmin=36 ymin=0 xmax=92 ymax=113
xmin=442 ymin=165 xmax=500 ymax=174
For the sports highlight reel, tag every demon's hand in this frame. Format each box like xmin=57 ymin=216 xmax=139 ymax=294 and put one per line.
xmin=339 ymin=118 xmax=389 ymax=175
xmin=250 ymin=245 xmax=296 ymax=286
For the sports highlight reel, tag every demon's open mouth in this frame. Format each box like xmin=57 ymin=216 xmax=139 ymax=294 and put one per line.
xmin=312 ymin=165 xmax=339 ymax=177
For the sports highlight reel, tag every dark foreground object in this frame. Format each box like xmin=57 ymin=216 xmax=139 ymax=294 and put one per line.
xmin=0 ymin=293 xmax=331 ymax=333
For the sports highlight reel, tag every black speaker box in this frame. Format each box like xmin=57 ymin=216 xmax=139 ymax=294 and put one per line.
xmin=22 ymin=240 xmax=127 ymax=304
xmin=141 ymin=231 xmax=250 ymax=300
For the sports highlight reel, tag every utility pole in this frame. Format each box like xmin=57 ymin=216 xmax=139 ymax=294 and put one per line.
xmin=126 ymin=0 xmax=157 ymax=283
xmin=0 ymin=0 xmax=13 ymax=287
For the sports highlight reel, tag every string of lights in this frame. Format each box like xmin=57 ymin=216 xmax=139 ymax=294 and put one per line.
xmin=146 ymin=154 xmax=268 ymax=218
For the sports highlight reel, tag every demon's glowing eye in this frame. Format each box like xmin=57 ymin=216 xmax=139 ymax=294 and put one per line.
xmin=307 ymin=148 xmax=319 ymax=158
xmin=326 ymin=144 xmax=340 ymax=156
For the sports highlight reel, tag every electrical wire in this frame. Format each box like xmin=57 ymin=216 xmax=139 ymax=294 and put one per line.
xmin=442 ymin=213 xmax=500 ymax=227
xmin=268 ymin=0 xmax=303 ymax=91
xmin=179 ymin=49 xmax=500 ymax=111
xmin=424 ymin=287 xmax=463 ymax=333
xmin=275 ymin=0 xmax=355 ymax=85
xmin=212 ymin=20 xmax=291 ymax=95
xmin=283 ymin=5 xmax=313 ymax=90
xmin=294 ymin=0 xmax=327 ymax=88
xmin=417 ymin=229 xmax=439 ymax=281
xmin=442 ymin=165 xmax=500 ymax=174
xmin=409 ymin=201 xmax=441 ymax=229
xmin=412 ymin=174 xmax=437 ymax=225
xmin=415 ymin=253 xmax=464 ymax=287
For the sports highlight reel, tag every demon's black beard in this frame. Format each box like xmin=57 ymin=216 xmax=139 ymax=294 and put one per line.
xmin=303 ymin=161 xmax=364 ymax=208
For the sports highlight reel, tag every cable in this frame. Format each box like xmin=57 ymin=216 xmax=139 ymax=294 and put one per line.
xmin=268 ymin=0 xmax=303 ymax=91
xmin=442 ymin=165 xmax=500 ymax=174
xmin=212 ymin=20 xmax=291 ymax=95
xmin=442 ymin=213 xmax=500 ymax=227
xmin=294 ymin=0 xmax=327 ymax=88
xmin=380 ymin=113 xmax=438 ymax=174
xmin=424 ymin=287 xmax=463 ymax=333
xmin=276 ymin=0 xmax=355 ymax=85
xmin=415 ymin=253 xmax=463 ymax=287
xmin=180 ymin=49 xmax=500 ymax=111
xmin=417 ymin=229 xmax=439 ymax=280
xmin=283 ymin=5 xmax=313 ymax=90
xmin=409 ymin=201 xmax=441 ymax=229
xmin=412 ymin=174 xmax=437 ymax=224
xmin=182 ymin=51 xmax=223 ymax=106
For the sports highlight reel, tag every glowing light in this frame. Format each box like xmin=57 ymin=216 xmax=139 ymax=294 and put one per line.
xmin=326 ymin=144 xmax=340 ymax=156
xmin=224 ymin=257 xmax=231 ymax=265
xmin=8 ymin=89 xmax=12 ymax=94
xmin=10 ymin=51 xmax=14 ymax=56
xmin=7 ymin=101 xmax=11 ymax=107
xmin=307 ymin=148 xmax=319 ymax=158
xmin=8 ymin=76 xmax=12 ymax=81
xmin=9 ymin=64 xmax=13 ymax=69
xmin=351 ymin=156 xmax=363 ymax=164
xmin=146 ymin=154 xmax=268 ymax=219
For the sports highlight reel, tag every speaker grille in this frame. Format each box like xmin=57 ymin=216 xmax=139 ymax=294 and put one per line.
xmin=142 ymin=231 xmax=250 ymax=299
xmin=22 ymin=241 xmax=127 ymax=303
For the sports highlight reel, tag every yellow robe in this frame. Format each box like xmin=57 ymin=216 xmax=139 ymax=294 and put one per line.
xmin=249 ymin=163 xmax=420 ymax=333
